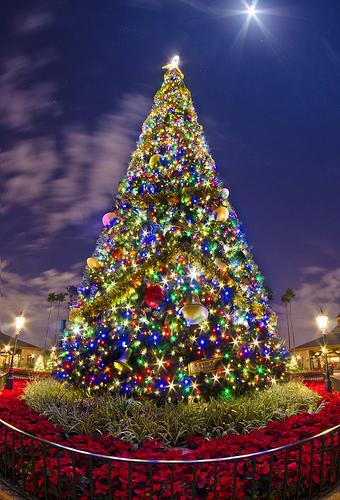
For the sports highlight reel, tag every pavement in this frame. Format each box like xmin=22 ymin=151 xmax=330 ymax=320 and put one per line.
xmin=323 ymin=486 xmax=340 ymax=500
xmin=0 ymin=481 xmax=22 ymax=500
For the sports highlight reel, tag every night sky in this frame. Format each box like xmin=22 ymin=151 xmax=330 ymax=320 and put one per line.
xmin=1 ymin=0 xmax=340 ymax=348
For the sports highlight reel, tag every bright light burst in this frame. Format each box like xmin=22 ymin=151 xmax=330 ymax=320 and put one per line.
xmin=247 ymin=4 xmax=257 ymax=17
xmin=162 ymin=55 xmax=180 ymax=71
xmin=223 ymin=1 xmax=284 ymax=65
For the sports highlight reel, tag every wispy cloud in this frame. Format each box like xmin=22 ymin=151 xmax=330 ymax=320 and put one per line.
xmin=1 ymin=6 xmax=150 ymax=232
xmin=2 ymin=137 xmax=58 ymax=208
xmin=48 ymin=94 xmax=150 ymax=231
xmin=0 ymin=53 xmax=58 ymax=131
xmin=3 ymin=93 xmax=150 ymax=230
xmin=13 ymin=10 xmax=53 ymax=35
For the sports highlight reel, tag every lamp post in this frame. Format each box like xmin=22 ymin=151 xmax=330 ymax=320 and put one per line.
xmin=3 ymin=345 xmax=9 ymax=370
xmin=315 ymin=310 xmax=332 ymax=393
xmin=5 ymin=313 xmax=25 ymax=390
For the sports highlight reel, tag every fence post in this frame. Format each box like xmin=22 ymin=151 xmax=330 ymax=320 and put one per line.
xmin=308 ymin=439 xmax=315 ymax=498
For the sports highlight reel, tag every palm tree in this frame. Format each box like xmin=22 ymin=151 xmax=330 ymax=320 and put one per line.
xmin=52 ymin=293 xmax=67 ymax=346
xmin=281 ymin=288 xmax=296 ymax=351
xmin=44 ymin=293 xmax=57 ymax=352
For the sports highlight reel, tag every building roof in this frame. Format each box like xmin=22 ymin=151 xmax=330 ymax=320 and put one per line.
xmin=296 ymin=325 xmax=340 ymax=350
xmin=0 ymin=331 xmax=41 ymax=350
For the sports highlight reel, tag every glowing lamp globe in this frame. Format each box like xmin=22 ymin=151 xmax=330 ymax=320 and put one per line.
xmin=180 ymin=301 xmax=209 ymax=325
xmin=15 ymin=315 xmax=25 ymax=331
xmin=316 ymin=312 xmax=328 ymax=333
xmin=215 ymin=206 xmax=229 ymax=222
xmin=87 ymin=257 xmax=100 ymax=270
xmin=102 ymin=212 xmax=116 ymax=226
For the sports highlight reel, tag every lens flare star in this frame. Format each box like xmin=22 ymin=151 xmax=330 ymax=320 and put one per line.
xmin=247 ymin=4 xmax=257 ymax=17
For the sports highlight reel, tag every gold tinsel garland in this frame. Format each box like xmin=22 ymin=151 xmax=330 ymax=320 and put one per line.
xmin=70 ymin=231 xmax=268 ymax=325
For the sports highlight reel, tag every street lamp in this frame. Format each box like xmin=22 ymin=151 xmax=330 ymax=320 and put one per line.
xmin=5 ymin=313 xmax=25 ymax=390
xmin=3 ymin=345 xmax=10 ymax=370
xmin=315 ymin=309 xmax=332 ymax=393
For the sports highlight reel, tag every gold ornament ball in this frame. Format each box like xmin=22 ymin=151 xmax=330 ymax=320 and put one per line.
xmin=87 ymin=257 xmax=100 ymax=270
xmin=149 ymin=154 xmax=161 ymax=168
xmin=180 ymin=302 xmax=209 ymax=325
xmin=215 ymin=206 xmax=229 ymax=222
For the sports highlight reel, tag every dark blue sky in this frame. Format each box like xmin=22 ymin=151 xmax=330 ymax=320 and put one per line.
xmin=1 ymin=0 xmax=340 ymax=347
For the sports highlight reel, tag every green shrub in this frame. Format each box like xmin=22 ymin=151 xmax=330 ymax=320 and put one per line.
xmin=23 ymin=380 xmax=321 ymax=447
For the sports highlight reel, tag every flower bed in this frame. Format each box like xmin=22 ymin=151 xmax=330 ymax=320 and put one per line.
xmin=0 ymin=380 xmax=338 ymax=498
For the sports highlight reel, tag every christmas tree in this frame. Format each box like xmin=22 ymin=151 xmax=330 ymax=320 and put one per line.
xmin=55 ymin=56 xmax=287 ymax=400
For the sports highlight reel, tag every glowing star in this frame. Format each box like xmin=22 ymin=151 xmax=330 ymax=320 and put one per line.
xmin=247 ymin=3 xmax=257 ymax=16
xmin=188 ymin=266 xmax=199 ymax=281
xmin=252 ymin=337 xmax=260 ymax=348
xmin=163 ymin=55 xmax=180 ymax=70
xmin=168 ymin=381 xmax=175 ymax=391
xmin=156 ymin=358 xmax=165 ymax=369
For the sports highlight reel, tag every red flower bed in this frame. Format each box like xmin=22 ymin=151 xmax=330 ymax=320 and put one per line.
xmin=0 ymin=380 xmax=338 ymax=498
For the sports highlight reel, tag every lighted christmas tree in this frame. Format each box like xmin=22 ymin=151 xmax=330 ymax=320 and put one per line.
xmin=55 ymin=56 xmax=287 ymax=400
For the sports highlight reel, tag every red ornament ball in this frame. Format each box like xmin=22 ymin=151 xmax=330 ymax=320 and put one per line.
xmin=145 ymin=285 xmax=164 ymax=309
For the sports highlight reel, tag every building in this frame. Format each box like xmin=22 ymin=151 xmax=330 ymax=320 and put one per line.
xmin=294 ymin=313 xmax=340 ymax=371
xmin=0 ymin=331 xmax=42 ymax=370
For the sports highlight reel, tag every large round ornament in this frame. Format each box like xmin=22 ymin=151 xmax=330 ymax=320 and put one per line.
xmin=221 ymin=188 xmax=230 ymax=200
xmin=215 ymin=206 xmax=229 ymax=222
xmin=214 ymin=257 xmax=228 ymax=272
xmin=102 ymin=212 xmax=116 ymax=226
xmin=149 ymin=154 xmax=161 ymax=169
xmin=87 ymin=257 xmax=100 ymax=270
xmin=180 ymin=300 xmax=209 ymax=325
xmin=145 ymin=285 xmax=164 ymax=309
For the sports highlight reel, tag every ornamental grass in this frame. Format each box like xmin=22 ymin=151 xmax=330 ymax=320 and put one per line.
xmin=23 ymin=379 xmax=320 ymax=446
